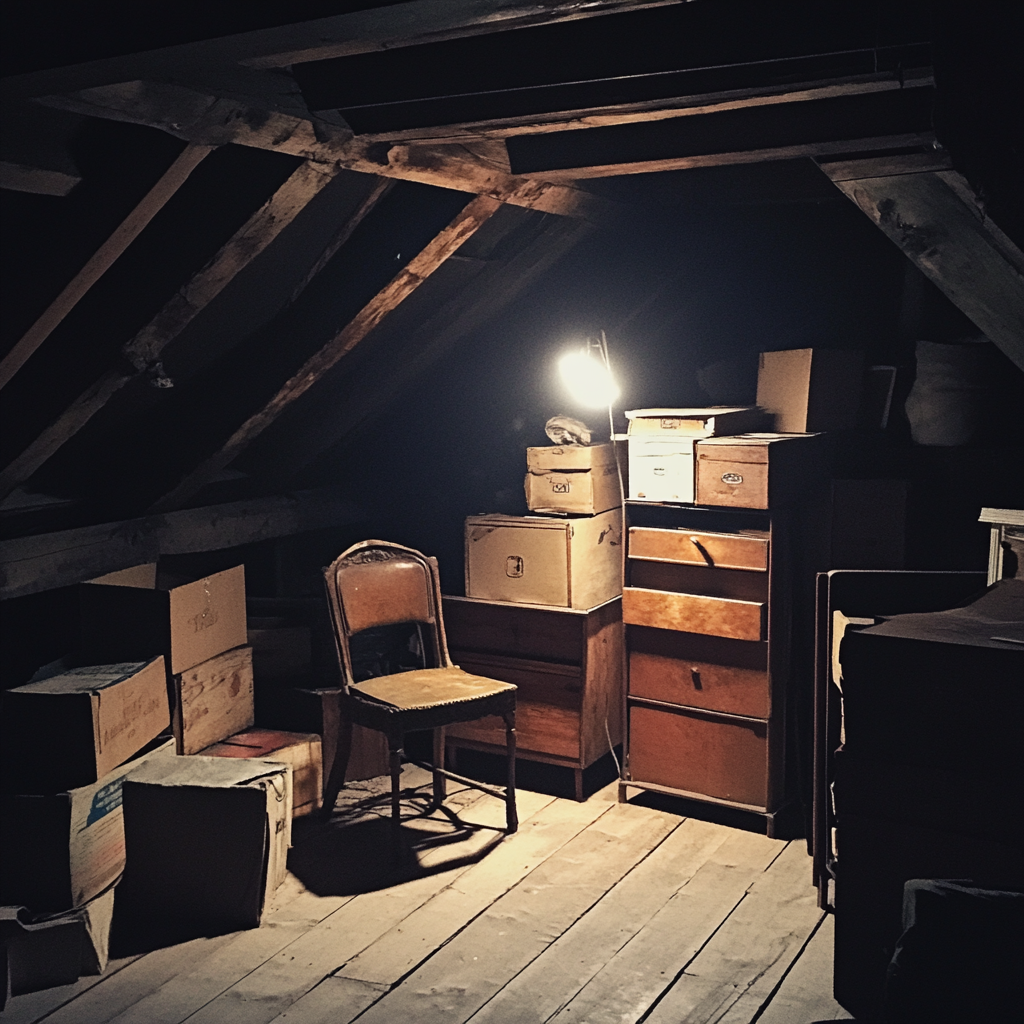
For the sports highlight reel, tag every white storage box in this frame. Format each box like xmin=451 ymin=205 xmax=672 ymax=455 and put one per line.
xmin=628 ymin=437 xmax=695 ymax=503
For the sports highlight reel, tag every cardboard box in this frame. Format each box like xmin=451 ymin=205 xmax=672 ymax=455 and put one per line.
xmin=173 ymin=645 xmax=255 ymax=755
xmin=695 ymin=433 xmax=825 ymax=509
xmin=117 ymin=755 xmax=292 ymax=931
xmin=525 ymin=443 xmax=621 ymax=515
xmin=200 ymin=728 xmax=322 ymax=816
xmin=0 ymin=738 xmax=175 ymax=911
xmin=625 ymin=407 xmax=768 ymax=437
xmin=0 ymin=658 xmax=170 ymax=793
xmin=628 ymin=437 xmax=695 ymax=502
xmin=756 ymin=348 xmax=864 ymax=432
xmin=2 ymin=887 xmax=115 ymax=1000
xmin=465 ymin=509 xmax=622 ymax=609
xmin=80 ymin=565 xmax=247 ymax=676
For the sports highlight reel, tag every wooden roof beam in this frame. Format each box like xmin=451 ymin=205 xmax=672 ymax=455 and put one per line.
xmin=0 ymin=143 xmax=214 ymax=392
xmin=0 ymin=160 xmax=347 ymax=501
xmin=147 ymin=193 xmax=503 ymax=513
xmin=821 ymin=161 xmax=1024 ymax=372
xmin=35 ymin=81 xmax=618 ymax=223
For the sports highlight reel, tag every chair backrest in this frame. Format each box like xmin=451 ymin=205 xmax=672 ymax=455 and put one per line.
xmin=322 ymin=540 xmax=453 ymax=690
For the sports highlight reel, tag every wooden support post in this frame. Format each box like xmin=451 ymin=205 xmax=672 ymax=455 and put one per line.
xmin=147 ymin=193 xmax=503 ymax=513
xmin=0 ymin=160 xmax=342 ymax=501
xmin=0 ymin=143 xmax=214 ymax=391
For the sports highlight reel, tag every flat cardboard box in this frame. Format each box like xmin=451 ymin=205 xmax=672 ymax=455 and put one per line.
xmin=80 ymin=565 xmax=247 ymax=676
xmin=0 ymin=658 xmax=170 ymax=793
xmin=756 ymin=348 xmax=864 ymax=432
xmin=0 ymin=738 xmax=175 ymax=911
xmin=628 ymin=437 xmax=695 ymax=503
xmin=200 ymin=728 xmax=322 ymax=816
xmin=625 ymin=407 xmax=767 ymax=437
xmin=465 ymin=509 xmax=622 ymax=609
xmin=173 ymin=645 xmax=255 ymax=755
xmin=117 ymin=755 xmax=292 ymax=931
xmin=2 ymin=887 xmax=115 ymax=999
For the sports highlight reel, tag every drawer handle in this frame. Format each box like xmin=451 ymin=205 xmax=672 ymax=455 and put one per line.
xmin=690 ymin=667 xmax=702 ymax=690
xmin=689 ymin=535 xmax=714 ymax=566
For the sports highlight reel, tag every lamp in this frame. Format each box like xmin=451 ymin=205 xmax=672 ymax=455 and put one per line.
xmin=558 ymin=333 xmax=619 ymax=409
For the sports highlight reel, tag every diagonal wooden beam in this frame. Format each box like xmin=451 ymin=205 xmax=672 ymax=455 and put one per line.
xmin=0 ymin=160 xmax=346 ymax=501
xmin=35 ymin=81 xmax=618 ymax=224
xmin=823 ymin=164 xmax=1024 ymax=372
xmin=147 ymin=193 xmax=503 ymax=513
xmin=0 ymin=142 xmax=213 ymax=391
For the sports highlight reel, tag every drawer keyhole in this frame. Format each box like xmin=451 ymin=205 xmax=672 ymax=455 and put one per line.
xmin=689 ymin=536 xmax=714 ymax=566
xmin=690 ymin=668 xmax=702 ymax=690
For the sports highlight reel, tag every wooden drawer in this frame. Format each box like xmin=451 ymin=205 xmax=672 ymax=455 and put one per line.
xmin=442 ymin=596 xmax=585 ymax=663
xmin=628 ymin=626 xmax=769 ymax=717
xmin=627 ymin=703 xmax=774 ymax=809
xmin=622 ymin=587 xmax=765 ymax=641
xmin=446 ymin=651 xmax=581 ymax=761
xmin=629 ymin=527 xmax=768 ymax=571
xmin=629 ymin=559 xmax=767 ymax=603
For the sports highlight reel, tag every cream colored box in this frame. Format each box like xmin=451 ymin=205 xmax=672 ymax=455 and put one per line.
xmin=525 ymin=444 xmax=621 ymax=515
xmin=628 ymin=437 xmax=695 ymax=503
xmin=465 ymin=509 xmax=622 ymax=609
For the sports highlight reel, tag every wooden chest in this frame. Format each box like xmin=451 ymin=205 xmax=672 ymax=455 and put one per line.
xmin=442 ymin=595 xmax=623 ymax=800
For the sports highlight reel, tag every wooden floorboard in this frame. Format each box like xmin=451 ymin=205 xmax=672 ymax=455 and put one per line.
xmin=2 ymin=775 xmax=846 ymax=1024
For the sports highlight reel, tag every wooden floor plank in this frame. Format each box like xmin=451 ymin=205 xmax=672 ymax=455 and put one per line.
xmin=470 ymin=817 xmax=733 ymax=1024
xmin=336 ymin=791 xmax=614 ymax=987
xmin=547 ymin=828 xmax=785 ymax=1024
xmin=0 ymin=955 xmax=143 ymax=1024
xmin=755 ymin=913 xmax=854 ymax=1024
xmin=644 ymin=841 xmax=824 ymax=1024
xmin=265 ymin=976 xmax=387 ymax=1024
xmin=177 ymin=788 xmax=556 ymax=1024
xmin=351 ymin=802 xmax=682 ymax=1024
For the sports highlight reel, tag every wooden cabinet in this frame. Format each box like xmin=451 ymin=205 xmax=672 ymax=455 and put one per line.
xmin=442 ymin=595 xmax=623 ymax=800
xmin=620 ymin=503 xmax=794 ymax=833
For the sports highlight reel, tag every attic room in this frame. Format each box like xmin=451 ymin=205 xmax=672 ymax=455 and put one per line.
xmin=1 ymin=2 xmax=1022 ymax=1021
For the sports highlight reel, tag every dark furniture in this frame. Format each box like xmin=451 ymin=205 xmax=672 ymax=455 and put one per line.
xmin=320 ymin=540 xmax=518 ymax=837
xmin=442 ymin=595 xmax=623 ymax=801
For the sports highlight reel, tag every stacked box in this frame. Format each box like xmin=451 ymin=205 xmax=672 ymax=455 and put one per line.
xmin=200 ymin=728 xmax=322 ymax=817
xmin=524 ymin=443 xmax=621 ymax=515
xmin=117 ymin=755 xmax=293 ymax=931
xmin=626 ymin=407 xmax=767 ymax=503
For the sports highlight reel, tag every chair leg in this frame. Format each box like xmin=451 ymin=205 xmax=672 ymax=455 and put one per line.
xmin=432 ymin=727 xmax=447 ymax=808
xmin=574 ymin=768 xmax=585 ymax=803
xmin=320 ymin=698 xmax=353 ymax=818
xmin=388 ymin=734 xmax=404 ymax=833
xmin=502 ymin=710 xmax=518 ymax=834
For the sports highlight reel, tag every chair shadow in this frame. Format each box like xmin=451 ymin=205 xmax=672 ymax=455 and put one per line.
xmin=286 ymin=784 xmax=505 ymax=897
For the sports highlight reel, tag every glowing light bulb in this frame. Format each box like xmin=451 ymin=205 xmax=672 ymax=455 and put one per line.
xmin=558 ymin=349 xmax=619 ymax=409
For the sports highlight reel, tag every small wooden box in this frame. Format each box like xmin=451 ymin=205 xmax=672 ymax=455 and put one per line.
xmin=465 ymin=509 xmax=622 ymax=610
xmin=627 ymin=702 xmax=780 ymax=810
xmin=695 ymin=433 xmax=824 ymax=509
xmin=173 ymin=645 xmax=254 ymax=755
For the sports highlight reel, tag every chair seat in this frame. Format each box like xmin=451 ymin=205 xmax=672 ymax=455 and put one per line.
xmin=351 ymin=666 xmax=516 ymax=713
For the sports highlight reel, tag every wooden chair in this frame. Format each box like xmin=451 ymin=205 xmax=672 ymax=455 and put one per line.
xmin=320 ymin=540 xmax=518 ymax=836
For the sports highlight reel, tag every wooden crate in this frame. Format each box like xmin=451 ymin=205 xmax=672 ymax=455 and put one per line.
xmin=442 ymin=595 xmax=623 ymax=800
xmin=173 ymin=645 xmax=254 ymax=755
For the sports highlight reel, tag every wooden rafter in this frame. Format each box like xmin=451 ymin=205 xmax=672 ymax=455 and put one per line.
xmin=823 ymin=164 xmax=1024 ymax=372
xmin=0 ymin=487 xmax=360 ymax=600
xmin=147 ymin=193 xmax=503 ymax=513
xmin=0 ymin=160 xmax=346 ymax=501
xmin=268 ymin=215 xmax=597 ymax=481
xmin=34 ymin=82 xmax=617 ymax=223
xmin=0 ymin=142 xmax=214 ymax=391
